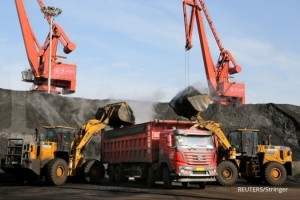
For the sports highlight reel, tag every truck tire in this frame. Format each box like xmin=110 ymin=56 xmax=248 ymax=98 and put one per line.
xmin=82 ymin=160 xmax=105 ymax=184
xmin=46 ymin=158 xmax=68 ymax=186
xmin=114 ymin=165 xmax=124 ymax=183
xmin=108 ymin=165 xmax=115 ymax=182
xmin=162 ymin=167 xmax=172 ymax=189
xmin=264 ymin=162 xmax=287 ymax=186
xmin=147 ymin=166 xmax=156 ymax=187
xmin=217 ymin=160 xmax=238 ymax=186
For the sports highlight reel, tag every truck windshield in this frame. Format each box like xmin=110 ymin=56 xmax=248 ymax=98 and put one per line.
xmin=176 ymin=135 xmax=214 ymax=149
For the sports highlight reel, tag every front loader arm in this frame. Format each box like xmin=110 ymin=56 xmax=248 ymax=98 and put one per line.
xmin=194 ymin=113 xmax=231 ymax=150
xmin=69 ymin=119 xmax=108 ymax=175
xmin=69 ymin=102 xmax=135 ymax=175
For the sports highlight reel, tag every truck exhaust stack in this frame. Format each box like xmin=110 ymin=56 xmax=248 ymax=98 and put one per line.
xmin=170 ymin=86 xmax=211 ymax=119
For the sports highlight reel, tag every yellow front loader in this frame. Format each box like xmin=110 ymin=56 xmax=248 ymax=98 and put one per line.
xmin=170 ymin=87 xmax=293 ymax=186
xmin=1 ymin=102 xmax=135 ymax=186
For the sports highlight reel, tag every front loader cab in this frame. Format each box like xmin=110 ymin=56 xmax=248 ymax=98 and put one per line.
xmin=42 ymin=126 xmax=75 ymax=152
xmin=228 ymin=129 xmax=259 ymax=157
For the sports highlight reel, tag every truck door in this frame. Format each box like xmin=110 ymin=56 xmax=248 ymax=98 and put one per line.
xmin=159 ymin=132 xmax=176 ymax=169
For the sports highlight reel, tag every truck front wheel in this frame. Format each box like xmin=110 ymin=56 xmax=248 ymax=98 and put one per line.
xmin=217 ymin=160 xmax=238 ymax=186
xmin=46 ymin=158 xmax=68 ymax=186
xmin=162 ymin=167 xmax=172 ymax=189
xmin=264 ymin=162 xmax=287 ymax=186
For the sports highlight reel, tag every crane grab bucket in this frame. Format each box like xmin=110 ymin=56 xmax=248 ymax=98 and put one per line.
xmin=170 ymin=86 xmax=211 ymax=119
xmin=95 ymin=102 xmax=135 ymax=128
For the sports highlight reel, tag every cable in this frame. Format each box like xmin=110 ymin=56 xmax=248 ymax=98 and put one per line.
xmin=185 ymin=51 xmax=187 ymax=87
xmin=185 ymin=50 xmax=190 ymax=87
xmin=187 ymin=51 xmax=189 ymax=86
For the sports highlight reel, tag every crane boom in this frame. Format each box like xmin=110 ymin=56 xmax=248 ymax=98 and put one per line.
xmin=15 ymin=0 xmax=77 ymax=94
xmin=198 ymin=0 xmax=224 ymax=52
xmin=183 ymin=0 xmax=245 ymax=104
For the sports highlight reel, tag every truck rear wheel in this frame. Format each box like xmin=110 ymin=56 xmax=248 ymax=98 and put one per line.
xmin=264 ymin=162 xmax=287 ymax=186
xmin=162 ymin=167 xmax=172 ymax=189
xmin=82 ymin=160 xmax=105 ymax=184
xmin=217 ymin=160 xmax=238 ymax=186
xmin=147 ymin=166 xmax=155 ymax=187
xmin=46 ymin=158 xmax=68 ymax=186
xmin=114 ymin=165 xmax=124 ymax=183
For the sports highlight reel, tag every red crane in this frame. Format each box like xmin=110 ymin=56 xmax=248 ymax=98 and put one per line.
xmin=15 ymin=0 xmax=77 ymax=94
xmin=183 ymin=0 xmax=245 ymax=104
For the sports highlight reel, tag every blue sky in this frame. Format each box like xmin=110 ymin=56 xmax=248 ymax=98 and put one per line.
xmin=0 ymin=0 xmax=299 ymax=105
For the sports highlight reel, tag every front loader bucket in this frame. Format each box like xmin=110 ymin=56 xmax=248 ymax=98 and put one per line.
xmin=169 ymin=86 xmax=211 ymax=119
xmin=95 ymin=102 xmax=135 ymax=128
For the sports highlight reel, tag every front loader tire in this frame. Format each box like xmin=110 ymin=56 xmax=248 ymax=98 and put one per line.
xmin=82 ymin=160 xmax=105 ymax=184
xmin=264 ymin=162 xmax=287 ymax=186
xmin=46 ymin=158 xmax=68 ymax=186
xmin=217 ymin=160 xmax=238 ymax=186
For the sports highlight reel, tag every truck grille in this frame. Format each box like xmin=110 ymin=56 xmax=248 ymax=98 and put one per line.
xmin=183 ymin=151 xmax=213 ymax=166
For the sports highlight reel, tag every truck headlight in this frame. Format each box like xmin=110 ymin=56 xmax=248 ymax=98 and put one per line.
xmin=178 ymin=166 xmax=192 ymax=176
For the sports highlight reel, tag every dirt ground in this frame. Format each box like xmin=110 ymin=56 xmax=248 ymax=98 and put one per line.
xmin=0 ymin=163 xmax=299 ymax=199
xmin=0 ymin=173 xmax=299 ymax=200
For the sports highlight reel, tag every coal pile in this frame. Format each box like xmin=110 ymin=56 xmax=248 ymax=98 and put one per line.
xmin=155 ymin=103 xmax=300 ymax=160
xmin=0 ymin=88 xmax=156 ymax=160
xmin=0 ymin=88 xmax=300 ymax=161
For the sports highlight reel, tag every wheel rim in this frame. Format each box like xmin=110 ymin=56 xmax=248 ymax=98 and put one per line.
xmin=90 ymin=167 xmax=100 ymax=177
xmin=222 ymin=168 xmax=232 ymax=179
xmin=270 ymin=168 xmax=281 ymax=180
xmin=56 ymin=166 xmax=64 ymax=177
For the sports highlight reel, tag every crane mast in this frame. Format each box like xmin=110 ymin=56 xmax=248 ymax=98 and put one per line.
xmin=15 ymin=0 xmax=77 ymax=94
xmin=183 ymin=0 xmax=245 ymax=104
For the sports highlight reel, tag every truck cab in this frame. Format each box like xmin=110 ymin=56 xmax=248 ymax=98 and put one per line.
xmin=159 ymin=128 xmax=217 ymax=188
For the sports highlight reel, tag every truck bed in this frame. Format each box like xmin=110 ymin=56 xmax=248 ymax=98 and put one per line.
xmin=101 ymin=120 xmax=195 ymax=163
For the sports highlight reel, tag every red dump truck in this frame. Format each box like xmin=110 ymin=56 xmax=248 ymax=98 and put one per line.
xmin=101 ymin=120 xmax=217 ymax=188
